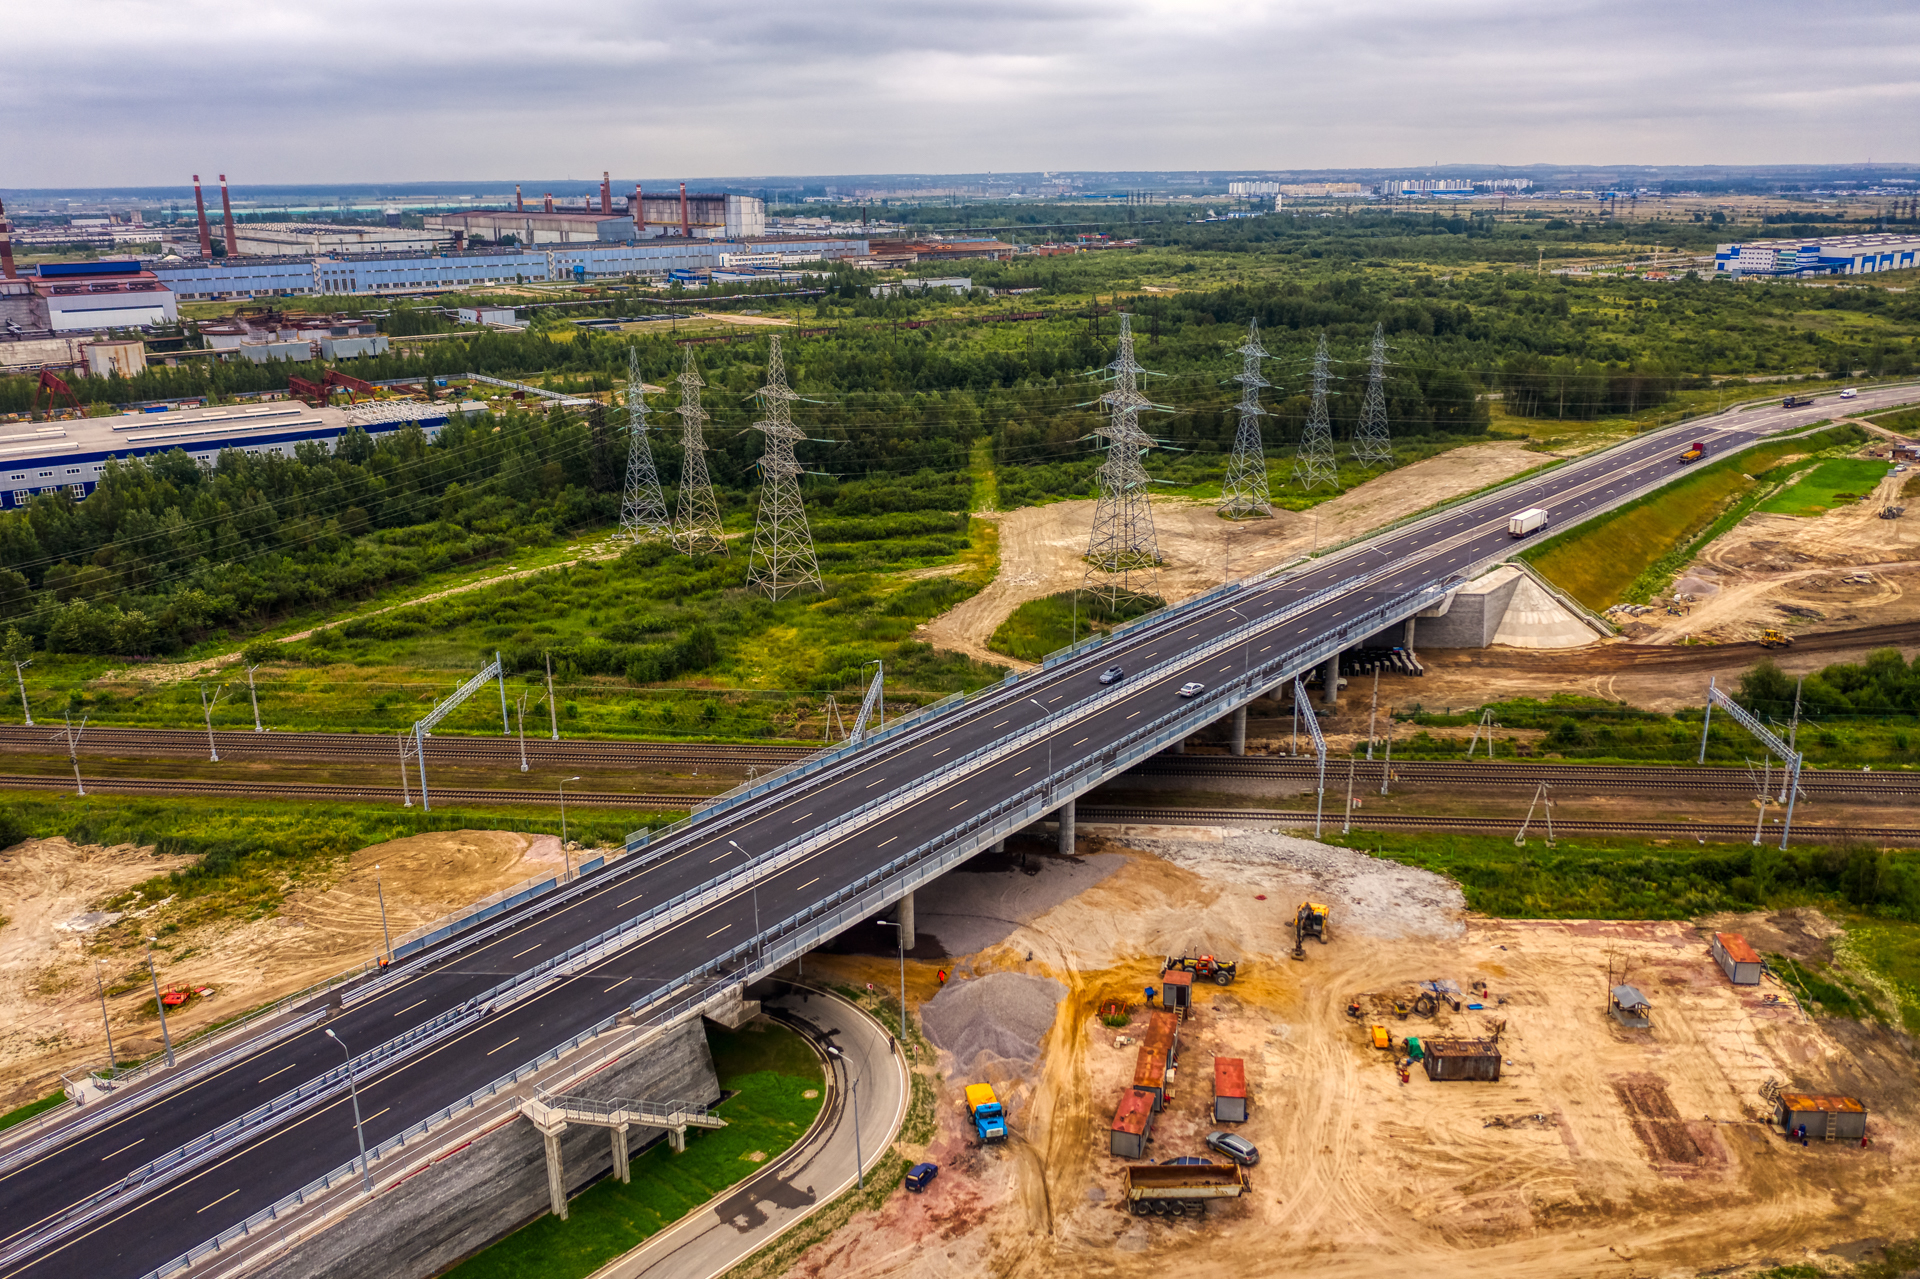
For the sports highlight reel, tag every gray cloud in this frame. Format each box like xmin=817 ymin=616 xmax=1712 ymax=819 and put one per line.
xmin=4 ymin=0 xmax=1916 ymax=185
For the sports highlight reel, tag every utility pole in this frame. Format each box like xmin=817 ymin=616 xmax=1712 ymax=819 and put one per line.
xmin=1352 ymin=323 xmax=1393 ymax=467
xmin=374 ymin=863 xmax=393 ymax=963
xmin=1380 ymin=708 xmax=1395 ymax=796
xmin=93 ymin=960 xmax=117 ymax=1079
xmin=397 ymin=732 xmax=412 ymax=807
xmin=515 ymin=693 xmax=529 ymax=772
xmin=245 ymin=664 xmax=264 ymax=732
xmin=545 ymin=652 xmax=559 ymax=741
xmin=1291 ymin=332 xmax=1340 ymax=492
xmin=198 ymin=683 xmax=228 ymax=762
xmin=62 ymin=710 xmax=87 ymax=796
xmin=1084 ymin=313 xmax=1164 ymax=607
xmin=1219 ymin=318 xmax=1273 ymax=519
xmin=8 ymin=656 xmax=29 ymax=726
xmin=1365 ymin=668 xmax=1380 ymax=760
xmin=672 ymin=349 xmax=727 ymax=556
xmin=146 ymin=938 xmax=175 ymax=1068
xmin=1780 ymin=676 xmax=1804 ymax=804
xmin=618 ymin=345 xmax=670 ymax=543
xmin=745 ymin=337 xmax=823 ymax=598
xmin=1341 ymin=758 xmax=1357 ymax=836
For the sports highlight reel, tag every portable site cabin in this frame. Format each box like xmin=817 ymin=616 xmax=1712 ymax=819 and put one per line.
xmin=1776 ymin=1093 xmax=1868 ymax=1143
xmin=1213 ymin=1057 xmax=1248 ymax=1122
xmin=1110 ymin=1087 xmax=1156 ymax=1159
xmin=1420 ymin=1038 xmax=1503 ymax=1082
xmin=1160 ymin=968 xmax=1193 ymax=1013
xmin=1133 ymin=1010 xmax=1180 ymax=1111
xmin=1710 ymin=932 xmax=1764 ymax=986
xmin=1610 ymin=983 xmax=1653 ymax=1029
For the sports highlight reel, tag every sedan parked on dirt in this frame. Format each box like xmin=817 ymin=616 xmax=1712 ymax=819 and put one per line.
xmin=1204 ymin=1131 xmax=1260 ymax=1166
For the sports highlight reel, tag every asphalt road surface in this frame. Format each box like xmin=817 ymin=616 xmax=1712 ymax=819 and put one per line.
xmin=4 ymin=388 xmax=1905 ymax=1279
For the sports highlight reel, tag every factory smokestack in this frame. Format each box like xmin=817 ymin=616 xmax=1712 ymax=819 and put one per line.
xmin=192 ymin=174 xmax=213 ymax=257
xmin=544 ymin=192 xmax=554 ymax=214
xmin=600 ymin=172 xmax=611 ymax=215
xmin=218 ymin=174 xmax=238 ymax=257
xmin=516 ymin=184 xmax=525 ymax=212
xmin=679 ymin=182 xmax=690 ymax=239
xmin=0 ymin=197 xmax=16 ymax=279
xmin=633 ymin=184 xmax=645 ymax=239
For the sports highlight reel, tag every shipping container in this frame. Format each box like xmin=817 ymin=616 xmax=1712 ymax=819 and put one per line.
xmin=1110 ymin=1087 xmax=1156 ymax=1159
xmin=1213 ymin=1057 xmax=1248 ymax=1122
xmin=1420 ymin=1037 xmax=1503 ymax=1081
xmin=1776 ymin=1093 xmax=1867 ymax=1142
xmin=1710 ymin=932 xmax=1764 ymax=986
xmin=1133 ymin=1011 xmax=1181 ymax=1111
xmin=1160 ymin=968 xmax=1193 ymax=1012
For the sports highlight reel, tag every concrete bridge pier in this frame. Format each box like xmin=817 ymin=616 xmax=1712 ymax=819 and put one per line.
xmin=529 ymin=1117 xmax=570 ymax=1221
xmin=897 ymin=890 xmax=916 ymax=952
xmin=1230 ymin=706 xmax=1247 ymax=756
xmin=1319 ymin=654 xmax=1341 ymax=708
xmin=611 ymin=1124 xmax=631 ymax=1182
xmin=1403 ymin=615 xmax=1417 ymax=650
xmin=1057 ymin=799 xmax=1076 ymax=854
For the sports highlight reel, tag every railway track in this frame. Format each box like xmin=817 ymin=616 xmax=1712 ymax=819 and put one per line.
xmin=0 ymin=725 xmax=811 ymax=770
xmin=1135 ymin=755 xmax=1920 ymax=798
xmin=0 ymin=774 xmax=692 ymax=809
xmin=1080 ymin=804 xmax=1919 ymax=844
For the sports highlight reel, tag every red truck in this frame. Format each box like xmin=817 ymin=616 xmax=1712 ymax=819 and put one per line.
xmin=1678 ymin=441 xmax=1706 ymax=463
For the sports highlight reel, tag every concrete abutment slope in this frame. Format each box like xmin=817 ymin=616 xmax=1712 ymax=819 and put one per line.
xmin=247 ymin=1017 xmax=720 ymax=1279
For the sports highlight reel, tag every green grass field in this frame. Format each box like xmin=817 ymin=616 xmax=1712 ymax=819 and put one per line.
xmin=0 ymin=1093 xmax=66 ymax=1133
xmin=1757 ymin=457 xmax=1890 ymax=516
xmin=987 ymin=589 xmax=1161 ymax=662
xmin=444 ymin=1021 xmax=823 ymax=1279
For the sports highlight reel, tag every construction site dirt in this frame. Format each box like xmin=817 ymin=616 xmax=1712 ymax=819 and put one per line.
xmin=793 ymin=829 xmax=1919 ymax=1279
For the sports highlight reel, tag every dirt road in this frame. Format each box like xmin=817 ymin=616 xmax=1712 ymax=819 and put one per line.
xmin=792 ymin=832 xmax=1919 ymax=1279
xmin=920 ymin=441 xmax=1550 ymax=667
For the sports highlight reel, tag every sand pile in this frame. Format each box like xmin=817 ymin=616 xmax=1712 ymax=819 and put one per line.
xmin=920 ymin=971 xmax=1065 ymax=1079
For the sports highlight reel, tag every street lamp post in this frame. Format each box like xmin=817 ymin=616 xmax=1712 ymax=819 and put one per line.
xmin=145 ymin=938 xmax=174 ymax=1068
xmin=874 ymin=918 xmax=908 ymax=1046
xmin=325 ymin=1029 xmax=373 ymax=1193
xmin=559 ymin=776 xmax=581 ymax=878
xmin=725 ymin=840 xmax=763 ymax=966
xmin=1026 ymin=697 xmax=1053 ymax=785
xmin=92 ymin=960 xmax=117 ymax=1079
xmin=374 ymin=863 xmax=392 ymax=964
xmin=826 ymin=1044 xmax=863 ymax=1190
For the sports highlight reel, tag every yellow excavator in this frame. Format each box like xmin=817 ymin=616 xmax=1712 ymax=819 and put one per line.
xmin=1291 ymin=902 xmax=1331 ymax=960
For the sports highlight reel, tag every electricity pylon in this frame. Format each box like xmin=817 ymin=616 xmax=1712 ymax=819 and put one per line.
xmin=618 ymin=346 xmax=670 ymax=542
xmin=745 ymin=336 xmax=822 ymax=599
xmin=1290 ymin=331 xmax=1340 ymax=492
xmin=1220 ymin=318 xmax=1273 ymax=519
xmin=1084 ymin=313 xmax=1162 ymax=607
xmin=672 ymin=349 xmax=727 ymax=555
xmin=1352 ymin=323 xmax=1394 ymax=468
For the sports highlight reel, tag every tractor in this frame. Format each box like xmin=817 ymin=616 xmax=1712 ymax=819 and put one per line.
xmin=1758 ymin=629 xmax=1793 ymax=650
xmin=1165 ymin=954 xmax=1238 ymax=985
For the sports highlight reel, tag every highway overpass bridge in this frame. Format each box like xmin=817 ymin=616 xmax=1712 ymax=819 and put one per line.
xmin=0 ymin=386 xmax=1908 ymax=1279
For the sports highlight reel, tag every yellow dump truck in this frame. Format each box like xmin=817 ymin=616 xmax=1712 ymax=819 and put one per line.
xmin=1121 ymin=1162 xmax=1251 ymax=1216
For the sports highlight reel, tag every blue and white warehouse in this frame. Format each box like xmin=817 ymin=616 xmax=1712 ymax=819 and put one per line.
xmin=1715 ymin=233 xmax=1920 ymax=278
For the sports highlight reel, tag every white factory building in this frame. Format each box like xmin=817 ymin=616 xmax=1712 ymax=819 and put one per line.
xmin=2 ymin=400 xmax=462 ymax=511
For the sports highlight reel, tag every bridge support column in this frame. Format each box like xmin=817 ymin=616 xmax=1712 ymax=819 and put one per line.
xmin=897 ymin=890 xmax=916 ymax=952
xmin=667 ymin=1125 xmax=687 ymax=1154
xmin=1320 ymin=654 xmax=1341 ymax=708
xmin=611 ymin=1123 xmax=631 ymax=1183
xmin=1057 ymin=800 xmax=1076 ymax=854
xmin=991 ymin=838 xmax=1005 ymax=855
xmin=1169 ymin=737 xmax=1185 ymax=754
xmin=539 ymin=1123 xmax=569 ymax=1220
xmin=1403 ymin=615 xmax=1417 ymax=650
xmin=1230 ymin=706 xmax=1247 ymax=756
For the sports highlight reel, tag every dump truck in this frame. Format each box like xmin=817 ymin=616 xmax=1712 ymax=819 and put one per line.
xmin=1507 ymin=507 xmax=1549 ymax=537
xmin=1292 ymin=901 xmax=1331 ymax=959
xmin=1759 ymin=629 xmax=1793 ymax=649
xmin=1782 ymin=395 xmax=1814 ymax=408
xmin=1120 ymin=1161 xmax=1250 ymax=1216
xmin=1678 ymin=441 xmax=1706 ymax=463
xmin=965 ymin=1083 xmax=1007 ymax=1143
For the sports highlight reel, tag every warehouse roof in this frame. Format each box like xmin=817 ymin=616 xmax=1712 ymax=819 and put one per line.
xmin=1778 ymin=1093 xmax=1865 ymax=1113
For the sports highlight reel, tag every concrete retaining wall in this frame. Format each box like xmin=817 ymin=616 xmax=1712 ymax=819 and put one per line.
xmin=1413 ymin=568 xmax=1524 ymax=648
xmin=249 ymin=1018 xmax=720 ymax=1279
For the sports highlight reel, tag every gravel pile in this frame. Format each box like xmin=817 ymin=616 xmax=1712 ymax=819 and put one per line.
xmin=921 ymin=971 xmax=1066 ymax=1077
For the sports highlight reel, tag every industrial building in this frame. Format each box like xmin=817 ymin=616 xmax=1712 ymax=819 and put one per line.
xmin=1715 ymin=233 xmax=1920 ymax=277
xmin=150 ymin=236 xmax=864 ymax=300
xmin=1 ymin=400 xmax=458 ymax=511
xmin=3 ymin=261 xmax=179 ymax=332
xmin=426 ymin=189 xmax=765 ymax=244
xmin=218 ymin=224 xmax=456 ymax=256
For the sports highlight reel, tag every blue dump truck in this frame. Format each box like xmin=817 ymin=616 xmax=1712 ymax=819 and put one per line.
xmin=965 ymin=1083 xmax=1007 ymax=1142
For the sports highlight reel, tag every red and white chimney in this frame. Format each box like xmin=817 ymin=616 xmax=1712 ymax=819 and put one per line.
xmin=192 ymin=174 xmax=213 ymax=256
xmin=218 ymin=174 xmax=239 ymax=256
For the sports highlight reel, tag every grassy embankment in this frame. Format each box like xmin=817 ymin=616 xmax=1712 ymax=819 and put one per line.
xmin=1523 ymin=425 xmax=1865 ymax=610
xmin=443 ymin=1021 xmax=823 ymax=1279
xmin=1317 ymin=828 xmax=1920 ymax=1036
xmin=1755 ymin=457 xmax=1892 ymax=516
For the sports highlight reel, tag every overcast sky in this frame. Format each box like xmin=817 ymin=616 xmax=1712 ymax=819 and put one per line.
xmin=6 ymin=0 xmax=1917 ymax=187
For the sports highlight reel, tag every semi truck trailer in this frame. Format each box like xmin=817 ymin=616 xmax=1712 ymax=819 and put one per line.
xmin=1507 ymin=507 xmax=1549 ymax=537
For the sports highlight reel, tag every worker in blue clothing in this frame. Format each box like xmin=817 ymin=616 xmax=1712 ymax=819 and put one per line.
xmin=1144 ymin=984 xmax=1157 ymax=1006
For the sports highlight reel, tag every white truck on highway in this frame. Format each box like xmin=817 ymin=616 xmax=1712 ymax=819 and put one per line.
xmin=1507 ymin=507 xmax=1549 ymax=537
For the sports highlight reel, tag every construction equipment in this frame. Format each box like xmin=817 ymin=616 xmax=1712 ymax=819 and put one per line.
xmin=964 ymin=1083 xmax=1007 ymax=1143
xmin=1880 ymin=506 xmax=1905 ymax=520
xmin=289 ymin=368 xmax=381 ymax=406
xmin=1678 ymin=441 xmax=1706 ymax=464
xmin=1291 ymin=902 xmax=1331 ymax=959
xmin=30 ymin=369 xmax=81 ymax=418
xmin=1164 ymin=954 xmax=1238 ymax=986
xmin=1758 ymin=629 xmax=1793 ymax=649
xmin=1120 ymin=1161 xmax=1250 ymax=1217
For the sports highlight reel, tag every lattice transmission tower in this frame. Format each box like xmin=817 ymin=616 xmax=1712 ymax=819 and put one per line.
xmin=745 ymin=336 xmax=822 ymax=599
xmin=672 ymin=349 xmax=727 ymax=556
xmin=618 ymin=345 xmax=671 ymax=542
xmin=1351 ymin=323 xmax=1394 ymax=468
xmin=1289 ymin=331 xmax=1341 ymax=492
xmin=1219 ymin=318 xmax=1273 ymax=519
xmin=1084 ymin=313 xmax=1163 ymax=606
